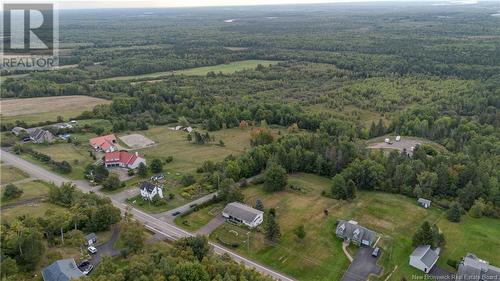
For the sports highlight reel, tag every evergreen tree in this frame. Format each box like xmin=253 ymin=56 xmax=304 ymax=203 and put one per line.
xmin=150 ymin=158 xmax=163 ymax=173
xmin=412 ymin=221 xmax=434 ymax=247
xmin=447 ymin=202 xmax=463 ymax=222
xmin=264 ymin=212 xmax=281 ymax=242
xmin=137 ymin=162 xmax=148 ymax=177
xmin=255 ymin=199 xmax=264 ymax=211
xmin=293 ymin=225 xmax=306 ymax=240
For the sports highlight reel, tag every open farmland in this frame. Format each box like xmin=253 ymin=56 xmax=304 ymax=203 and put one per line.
xmin=0 ymin=96 xmax=111 ymax=124
xmin=104 ymin=60 xmax=279 ymax=81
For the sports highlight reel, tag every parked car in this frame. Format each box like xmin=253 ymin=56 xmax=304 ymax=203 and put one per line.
xmin=395 ymin=135 xmax=401 ymax=142
xmin=189 ymin=203 xmax=197 ymax=208
xmin=87 ymin=246 xmax=98 ymax=254
xmin=172 ymin=211 xmax=181 ymax=216
xmin=78 ymin=260 xmax=94 ymax=275
xmin=151 ymin=174 xmax=165 ymax=181
xmin=372 ymin=247 xmax=381 ymax=257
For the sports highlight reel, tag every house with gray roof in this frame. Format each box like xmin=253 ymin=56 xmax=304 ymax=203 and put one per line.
xmin=27 ymin=128 xmax=55 ymax=144
xmin=335 ymin=220 xmax=377 ymax=247
xmin=42 ymin=258 xmax=83 ymax=281
xmin=456 ymin=253 xmax=500 ymax=281
xmin=418 ymin=198 xmax=432 ymax=208
xmin=409 ymin=245 xmax=439 ymax=273
xmin=222 ymin=202 xmax=264 ymax=228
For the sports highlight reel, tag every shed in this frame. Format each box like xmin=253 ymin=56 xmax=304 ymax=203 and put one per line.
xmin=418 ymin=198 xmax=431 ymax=208
xmin=84 ymin=233 xmax=97 ymax=245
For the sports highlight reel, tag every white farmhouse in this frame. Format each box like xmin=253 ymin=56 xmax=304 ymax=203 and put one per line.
xmin=140 ymin=182 xmax=163 ymax=201
xmin=222 ymin=202 xmax=264 ymax=228
xmin=409 ymin=245 xmax=439 ymax=273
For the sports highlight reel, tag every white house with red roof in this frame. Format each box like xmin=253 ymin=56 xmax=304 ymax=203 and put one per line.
xmin=104 ymin=151 xmax=146 ymax=169
xmin=89 ymin=134 xmax=117 ymax=153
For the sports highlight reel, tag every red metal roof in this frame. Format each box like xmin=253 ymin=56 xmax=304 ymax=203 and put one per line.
xmin=104 ymin=151 xmax=142 ymax=166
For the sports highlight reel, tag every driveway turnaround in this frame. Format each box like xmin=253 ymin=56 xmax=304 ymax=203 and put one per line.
xmin=341 ymin=246 xmax=383 ymax=281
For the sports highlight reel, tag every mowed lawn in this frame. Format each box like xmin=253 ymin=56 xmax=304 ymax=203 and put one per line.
xmin=136 ymin=126 xmax=272 ymax=173
xmin=1 ymin=180 xmax=52 ymax=206
xmin=1 ymin=202 xmax=67 ymax=222
xmin=436 ymin=215 xmax=500 ymax=268
xmin=1 ymin=164 xmax=29 ymax=184
xmin=22 ymin=142 xmax=95 ymax=180
xmin=0 ymin=96 xmax=111 ymax=124
xmin=210 ymin=173 xmax=495 ymax=281
xmin=174 ymin=203 xmax=224 ymax=232
xmin=211 ymin=173 xmax=351 ymax=281
xmin=104 ymin=60 xmax=279 ymax=81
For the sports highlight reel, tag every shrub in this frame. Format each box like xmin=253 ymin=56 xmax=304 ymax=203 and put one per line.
xmin=2 ymin=184 xmax=23 ymax=200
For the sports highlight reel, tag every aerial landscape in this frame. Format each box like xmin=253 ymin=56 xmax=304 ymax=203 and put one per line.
xmin=0 ymin=0 xmax=499 ymax=281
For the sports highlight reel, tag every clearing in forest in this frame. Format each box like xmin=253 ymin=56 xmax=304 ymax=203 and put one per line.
xmin=103 ymin=60 xmax=279 ymax=81
xmin=0 ymin=96 xmax=111 ymax=124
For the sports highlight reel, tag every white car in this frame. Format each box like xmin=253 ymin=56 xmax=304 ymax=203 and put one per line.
xmin=87 ymin=246 xmax=98 ymax=254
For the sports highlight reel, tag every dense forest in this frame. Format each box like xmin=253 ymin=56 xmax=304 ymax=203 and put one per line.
xmin=1 ymin=2 xmax=499 ymax=280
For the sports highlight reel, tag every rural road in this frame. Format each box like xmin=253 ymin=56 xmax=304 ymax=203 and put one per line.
xmin=0 ymin=149 xmax=295 ymax=281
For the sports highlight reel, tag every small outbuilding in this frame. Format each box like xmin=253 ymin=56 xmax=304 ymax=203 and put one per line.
xmin=42 ymin=258 xmax=83 ymax=281
xmin=84 ymin=233 xmax=97 ymax=246
xmin=418 ymin=198 xmax=432 ymax=208
xmin=409 ymin=245 xmax=439 ymax=273
xmin=11 ymin=126 xmax=27 ymax=136
xmin=140 ymin=182 xmax=163 ymax=201
xmin=222 ymin=202 xmax=264 ymax=228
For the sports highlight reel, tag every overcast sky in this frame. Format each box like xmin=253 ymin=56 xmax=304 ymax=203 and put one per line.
xmin=51 ymin=0 xmax=434 ymax=9
xmin=0 ymin=0 xmax=481 ymax=10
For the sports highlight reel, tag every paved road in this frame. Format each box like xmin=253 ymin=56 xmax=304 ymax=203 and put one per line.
xmin=0 ymin=150 xmax=295 ymax=281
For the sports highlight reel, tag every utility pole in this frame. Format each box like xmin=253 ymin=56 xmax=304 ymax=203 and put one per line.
xmin=247 ymin=231 xmax=250 ymax=253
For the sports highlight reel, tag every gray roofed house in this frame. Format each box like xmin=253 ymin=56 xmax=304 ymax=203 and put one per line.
xmin=222 ymin=202 xmax=264 ymax=228
xmin=456 ymin=253 xmax=500 ymax=281
xmin=335 ymin=220 xmax=377 ymax=247
xmin=84 ymin=233 xmax=97 ymax=245
xmin=11 ymin=126 xmax=27 ymax=136
xmin=27 ymin=128 xmax=56 ymax=144
xmin=42 ymin=258 xmax=83 ymax=281
xmin=409 ymin=245 xmax=439 ymax=273
xmin=418 ymin=198 xmax=432 ymax=208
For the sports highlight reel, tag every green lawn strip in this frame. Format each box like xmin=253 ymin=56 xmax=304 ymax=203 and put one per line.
xmin=1 ymin=180 xmax=51 ymax=206
xmin=1 ymin=164 xmax=30 ymax=184
xmin=174 ymin=203 xmax=223 ymax=232
xmin=103 ymin=60 xmax=279 ymax=81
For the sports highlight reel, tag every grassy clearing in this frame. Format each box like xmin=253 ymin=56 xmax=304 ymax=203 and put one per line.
xmin=1 ymin=202 xmax=67 ymax=222
xmin=1 ymin=180 xmax=52 ymax=206
xmin=137 ymin=126 xmax=267 ymax=173
xmin=211 ymin=173 xmax=492 ymax=281
xmin=104 ymin=60 xmax=279 ymax=81
xmin=436 ymin=215 xmax=500 ymax=268
xmin=0 ymin=96 xmax=111 ymax=124
xmin=1 ymin=164 xmax=29 ymax=184
xmin=21 ymin=142 xmax=95 ymax=180
xmin=174 ymin=203 xmax=224 ymax=232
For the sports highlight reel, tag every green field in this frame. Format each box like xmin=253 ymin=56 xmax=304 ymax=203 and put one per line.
xmin=1 ymin=164 xmax=29 ymax=184
xmin=174 ymin=203 xmax=224 ymax=231
xmin=1 ymin=202 xmax=67 ymax=222
xmin=136 ymin=126 xmax=280 ymax=172
xmin=1 ymin=180 xmax=52 ymax=206
xmin=104 ymin=60 xmax=279 ymax=81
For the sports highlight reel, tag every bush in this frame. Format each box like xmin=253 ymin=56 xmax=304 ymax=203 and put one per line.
xmin=180 ymin=174 xmax=196 ymax=187
xmin=2 ymin=184 xmax=23 ymax=200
